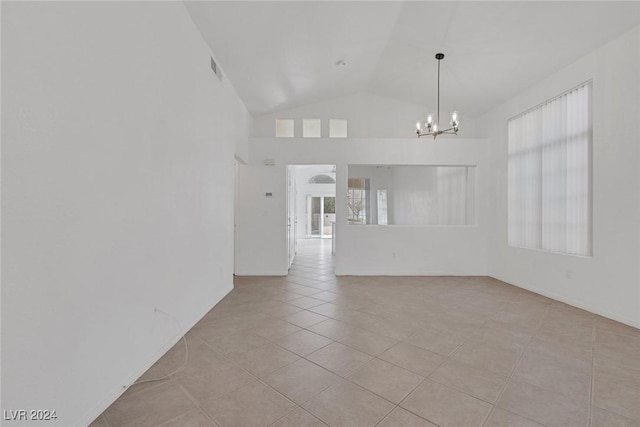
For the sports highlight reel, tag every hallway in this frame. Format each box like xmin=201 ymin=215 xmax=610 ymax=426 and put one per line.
xmin=93 ymin=239 xmax=640 ymax=427
xmin=288 ymin=238 xmax=334 ymax=282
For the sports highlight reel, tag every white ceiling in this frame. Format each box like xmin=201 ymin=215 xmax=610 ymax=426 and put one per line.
xmin=185 ymin=1 xmax=640 ymax=118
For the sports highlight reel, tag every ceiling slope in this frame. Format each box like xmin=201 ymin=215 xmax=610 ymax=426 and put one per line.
xmin=185 ymin=1 xmax=640 ymax=118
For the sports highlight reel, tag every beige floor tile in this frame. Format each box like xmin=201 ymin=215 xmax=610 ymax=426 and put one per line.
xmin=483 ymin=408 xmax=544 ymax=427
xmin=337 ymin=328 xmax=397 ymax=356
xmin=348 ymin=358 xmax=423 ymax=403
xmin=428 ymin=312 xmax=487 ymax=336
xmin=270 ymin=407 xmax=327 ymax=427
xmin=263 ymin=358 xmax=341 ymax=404
xmin=497 ymin=379 xmax=589 ymax=427
xmin=308 ymin=302 xmax=352 ymax=319
xmin=450 ymin=340 xmax=523 ymax=376
xmin=288 ymin=296 xmax=327 ymax=309
xmin=302 ymin=379 xmax=395 ymax=427
xmin=533 ymin=327 xmax=593 ymax=352
xmin=260 ymin=302 xmax=303 ymax=318
xmin=173 ymin=361 xmax=255 ymax=404
xmin=593 ymin=372 xmax=640 ymax=421
xmin=282 ymin=280 xmax=323 ymax=291
xmin=306 ymin=342 xmax=372 ymax=376
xmin=248 ymin=318 xmax=302 ymax=340
xmin=379 ymin=342 xmax=446 ymax=377
xmin=400 ymin=380 xmax=492 ymax=427
xmin=591 ymin=407 xmax=640 ymax=427
xmin=233 ymin=343 xmax=299 ymax=378
xmin=160 ymin=408 xmax=218 ymax=427
xmin=283 ymin=310 xmax=329 ymax=328
xmin=275 ymin=329 xmax=333 ymax=356
xmin=403 ymin=327 xmax=467 ymax=356
xmin=204 ymin=330 xmax=271 ymax=359
xmin=594 ymin=331 xmax=640 ymax=370
xmin=119 ymin=377 xmax=174 ymax=401
xmin=103 ymin=380 xmax=196 ymax=427
xmin=526 ymin=337 xmax=592 ymax=376
xmin=429 ymin=359 xmax=508 ymax=404
xmin=311 ymin=291 xmax=340 ymax=302
xmin=202 ymin=381 xmax=296 ymax=427
xmin=193 ymin=313 xmax=272 ymax=340
xmin=512 ymin=352 xmax=591 ymax=405
xmin=594 ymin=358 xmax=640 ymax=390
xmin=363 ymin=318 xmax=416 ymax=341
xmin=595 ymin=317 xmax=640 ymax=339
xmin=473 ymin=322 xmax=532 ymax=352
xmin=273 ymin=291 xmax=309 ymax=302
xmin=376 ymin=407 xmax=437 ymax=427
xmin=88 ymin=415 xmax=109 ymax=427
xmin=307 ymin=318 xmax=355 ymax=340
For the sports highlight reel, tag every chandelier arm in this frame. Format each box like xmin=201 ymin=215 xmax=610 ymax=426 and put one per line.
xmin=439 ymin=127 xmax=457 ymax=133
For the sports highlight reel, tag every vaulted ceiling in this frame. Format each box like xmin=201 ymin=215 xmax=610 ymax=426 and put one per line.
xmin=185 ymin=1 xmax=640 ymax=118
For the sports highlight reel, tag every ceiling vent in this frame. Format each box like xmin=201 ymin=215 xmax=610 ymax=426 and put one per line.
xmin=210 ymin=57 xmax=222 ymax=81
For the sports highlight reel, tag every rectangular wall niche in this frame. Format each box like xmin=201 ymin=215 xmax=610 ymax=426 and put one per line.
xmin=347 ymin=165 xmax=476 ymax=226
xmin=275 ymin=119 xmax=294 ymax=137
xmin=303 ymin=119 xmax=321 ymax=137
xmin=329 ymin=119 xmax=348 ymax=138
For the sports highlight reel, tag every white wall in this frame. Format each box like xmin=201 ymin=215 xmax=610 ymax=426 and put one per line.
xmin=251 ymin=92 xmax=479 ymax=139
xmin=236 ymin=138 xmax=489 ymax=276
xmin=483 ymin=25 xmax=640 ymax=328
xmin=1 ymin=2 xmax=249 ymax=425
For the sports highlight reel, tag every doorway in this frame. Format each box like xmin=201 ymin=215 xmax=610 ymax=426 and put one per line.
xmin=286 ymin=164 xmax=336 ymax=270
xmin=307 ymin=195 xmax=335 ymax=238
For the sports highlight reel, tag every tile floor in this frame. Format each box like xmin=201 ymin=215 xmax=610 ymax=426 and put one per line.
xmin=92 ymin=239 xmax=640 ymax=427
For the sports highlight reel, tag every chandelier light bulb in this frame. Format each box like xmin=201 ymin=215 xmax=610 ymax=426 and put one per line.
xmin=433 ymin=123 xmax=438 ymax=133
xmin=427 ymin=114 xmax=434 ymax=124
xmin=451 ymin=111 xmax=458 ymax=122
xmin=416 ymin=121 xmax=422 ymax=131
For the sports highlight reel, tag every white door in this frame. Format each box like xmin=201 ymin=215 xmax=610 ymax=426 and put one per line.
xmin=286 ymin=166 xmax=296 ymax=269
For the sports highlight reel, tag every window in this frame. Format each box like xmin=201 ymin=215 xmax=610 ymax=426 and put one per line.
xmin=508 ymin=82 xmax=592 ymax=256
xmin=377 ymin=190 xmax=388 ymax=225
xmin=303 ymin=119 xmax=321 ymax=137
xmin=308 ymin=174 xmax=335 ymax=184
xmin=347 ymin=178 xmax=369 ymax=224
xmin=329 ymin=119 xmax=348 ymax=138
xmin=275 ymin=119 xmax=294 ymax=137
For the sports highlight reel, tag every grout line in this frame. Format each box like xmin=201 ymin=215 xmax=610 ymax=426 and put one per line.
xmin=167 ymin=377 xmax=220 ymax=427
xmin=265 ymin=405 xmax=304 ymax=427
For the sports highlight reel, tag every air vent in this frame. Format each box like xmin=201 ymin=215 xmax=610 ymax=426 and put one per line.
xmin=210 ymin=57 xmax=222 ymax=80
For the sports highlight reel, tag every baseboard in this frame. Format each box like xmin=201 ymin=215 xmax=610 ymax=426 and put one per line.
xmin=234 ymin=271 xmax=287 ymax=276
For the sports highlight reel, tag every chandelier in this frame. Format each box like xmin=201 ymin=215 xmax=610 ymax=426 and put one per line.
xmin=416 ymin=53 xmax=459 ymax=139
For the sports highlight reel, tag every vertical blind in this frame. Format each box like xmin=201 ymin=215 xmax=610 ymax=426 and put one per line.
xmin=437 ymin=166 xmax=473 ymax=225
xmin=508 ymin=82 xmax=592 ymax=256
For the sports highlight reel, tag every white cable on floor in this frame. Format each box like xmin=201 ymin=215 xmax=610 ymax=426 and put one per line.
xmin=132 ymin=307 xmax=189 ymax=386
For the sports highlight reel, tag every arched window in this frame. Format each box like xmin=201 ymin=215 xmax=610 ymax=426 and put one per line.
xmin=308 ymin=174 xmax=335 ymax=184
